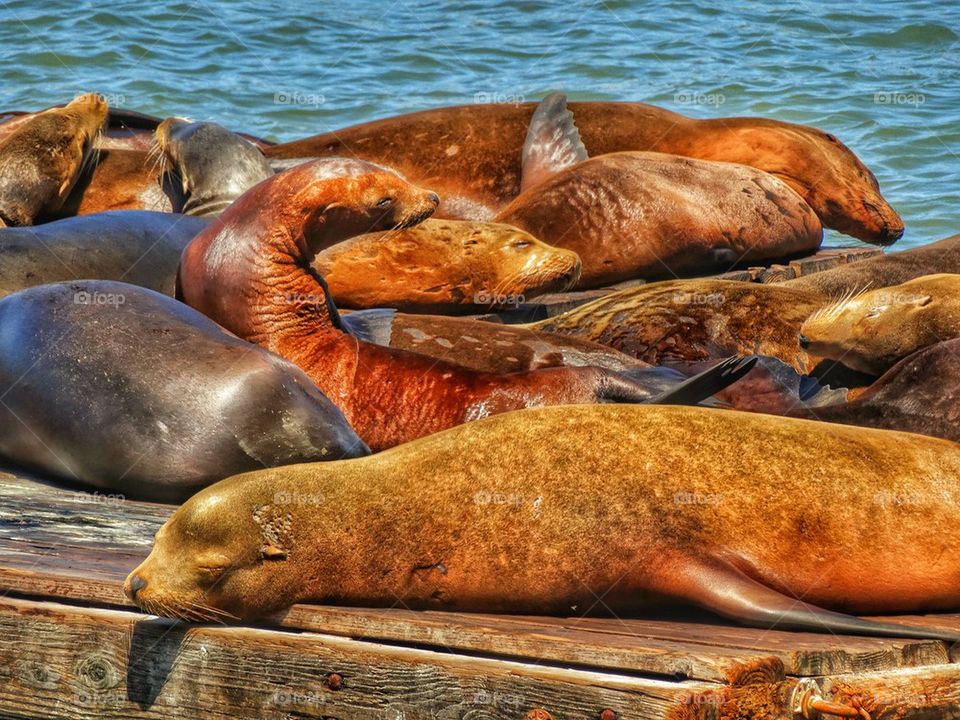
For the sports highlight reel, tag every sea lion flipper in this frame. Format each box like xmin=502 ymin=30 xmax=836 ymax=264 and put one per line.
xmin=668 ymin=555 xmax=960 ymax=643
xmin=520 ymin=92 xmax=588 ymax=193
xmin=339 ymin=308 xmax=397 ymax=345
xmin=650 ymin=355 xmax=758 ymax=406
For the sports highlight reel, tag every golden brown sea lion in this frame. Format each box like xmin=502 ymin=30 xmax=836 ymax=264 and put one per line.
xmin=532 ymin=279 xmax=827 ymax=373
xmin=315 ymin=219 xmax=581 ymax=312
xmin=125 ymin=404 xmax=960 ymax=642
xmin=799 ymin=274 xmax=960 ymax=375
xmin=491 ymin=94 xmax=823 ymax=288
xmin=0 ymin=93 xmax=107 ymax=226
xmin=51 ymin=148 xmax=182 ymax=218
xmin=266 ymin=99 xmax=903 ymax=244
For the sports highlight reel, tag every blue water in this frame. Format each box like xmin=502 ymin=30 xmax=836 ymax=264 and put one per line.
xmin=1 ymin=0 xmax=958 ymax=248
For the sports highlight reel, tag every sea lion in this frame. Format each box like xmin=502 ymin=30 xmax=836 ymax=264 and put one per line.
xmin=789 ymin=339 xmax=960 ymax=444
xmin=154 ymin=117 xmax=274 ymax=217
xmin=315 ymin=219 xmax=581 ymax=312
xmin=785 ymin=233 xmax=960 ymax=297
xmin=266 ymin=99 xmax=903 ymax=244
xmin=126 ymin=404 xmax=960 ymax=643
xmin=0 ymin=210 xmax=209 ymax=298
xmin=799 ymin=274 xmax=960 ymax=375
xmin=0 ymin=280 xmax=368 ymax=502
xmin=532 ymin=279 xmax=827 ymax=373
xmin=490 ymin=94 xmax=823 ymax=288
xmin=0 ymin=93 xmax=107 ymax=226
xmin=178 ymin=159 xmax=749 ymax=450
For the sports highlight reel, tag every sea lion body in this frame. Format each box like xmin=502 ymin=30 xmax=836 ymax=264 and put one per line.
xmin=0 ymin=93 xmax=107 ymax=226
xmin=126 ymin=404 xmax=960 ymax=643
xmin=0 ymin=210 xmax=209 ymax=298
xmin=495 ymin=151 xmax=823 ymax=288
xmin=785 ymin=233 xmax=960 ymax=297
xmin=532 ymin=279 xmax=826 ymax=373
xmin=0 ymin=281 xmax=368 ymax=502
xmin=178 ymin=159 xmax=713 ymax=450
xmin=50 ymin=149 xmax=183 ymax=218
xmin=800 ymin=274 xmax=960 ymax=375
xmin=266 ymin=101 xmax=903 ymax=244
xmin=315 ymin=219 xmax=581 ymax=312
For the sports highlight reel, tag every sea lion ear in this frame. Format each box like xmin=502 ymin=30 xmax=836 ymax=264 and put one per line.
xmin=260 ymin=543 xmax=288 ymax=561
xmin=908 ymin=294 xmax=933 ymax=307
xmin=520 ymin=92 xmax=588 ymax=193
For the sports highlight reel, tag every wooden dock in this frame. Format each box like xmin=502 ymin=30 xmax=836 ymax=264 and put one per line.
xmin=2 ymin=467 xmax=960 ymax=719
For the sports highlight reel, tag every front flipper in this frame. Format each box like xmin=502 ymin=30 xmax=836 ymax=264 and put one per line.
xmin=663 ymin=555 xmax=960 ymax=643
xmin=650 ymin=355 xmax=757 ymax=406
xmin=520 ymin=92 xmax=589 ymax=193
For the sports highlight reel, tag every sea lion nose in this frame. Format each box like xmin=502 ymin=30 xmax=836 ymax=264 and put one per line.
xmin=427 ymin=192 xmax=440 ymax=207
xmin=127 ymin=574 xmax=148 ymax=601
xmin=798 ymin=334 xmax=810 ymax=349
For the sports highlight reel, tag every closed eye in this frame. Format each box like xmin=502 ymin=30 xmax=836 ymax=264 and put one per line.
xmin=376 ymin=197 xmax=394 ymax=209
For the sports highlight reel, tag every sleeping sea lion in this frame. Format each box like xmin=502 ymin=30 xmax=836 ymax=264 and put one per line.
xmin=126 ymin=404 xmax=960 ymax=643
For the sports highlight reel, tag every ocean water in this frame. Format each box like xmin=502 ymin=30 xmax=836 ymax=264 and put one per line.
xmin=0 ymin=0 xmax=957 ymax=249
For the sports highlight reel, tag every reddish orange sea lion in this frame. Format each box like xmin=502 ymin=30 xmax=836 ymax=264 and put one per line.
xmin=177 ymin=158 xmax=690 ymax=451
xmin=266 ymin=98 xmax=903 ymax=244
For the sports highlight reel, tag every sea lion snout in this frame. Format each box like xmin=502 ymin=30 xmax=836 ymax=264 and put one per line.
xmin=798 ymin=334 xmax=810 ymax=349
xmin=125 ymin=573 xmax=147 ymax=601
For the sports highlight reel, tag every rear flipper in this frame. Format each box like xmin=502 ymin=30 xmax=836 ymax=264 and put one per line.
xmin=649 ymin=355 xmax=758 ymax=406
xmin=663 ymin=555 xmax=960 ymax=643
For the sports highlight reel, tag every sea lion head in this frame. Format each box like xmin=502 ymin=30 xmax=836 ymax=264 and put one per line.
xmin=719 ymin=123 xmax=904 ymax=246
xmin=799 ymin=280 xmax=941 ymax=375
xmin=460 ymin=222 xmax=582 ymax=305
xmin=59 ymin=93 xmax=110 ymax=148
xmin=288 ymin=158 xmax=441 ymax=242
xmin=125 ymin=478 xmax=304 ymax=621
xmin=0 ymin=92 xmax=108 ymax=226
xmin=155 ymin=117 xmax=274 ymax=217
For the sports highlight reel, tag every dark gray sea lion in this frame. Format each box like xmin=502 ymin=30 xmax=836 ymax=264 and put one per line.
xmin=155 ymin=118 xmax=274 ymax=217
xmin=0 ymin=280 xmax=369 ymax=502
xmin=785 ymin=233 xmax=960 ymax=297
xmin=0 ymin=210 xmax=209 ymax=298
xmin=791 ymin=338 xmax=960 ymax=444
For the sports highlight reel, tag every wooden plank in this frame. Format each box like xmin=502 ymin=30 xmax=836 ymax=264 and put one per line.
xmin=0 ymin=595 xmax=717 ymax=720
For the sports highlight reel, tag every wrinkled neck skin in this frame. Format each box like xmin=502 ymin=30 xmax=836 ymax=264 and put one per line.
xmin=181 ymin=182 xmax=596 ymax=451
